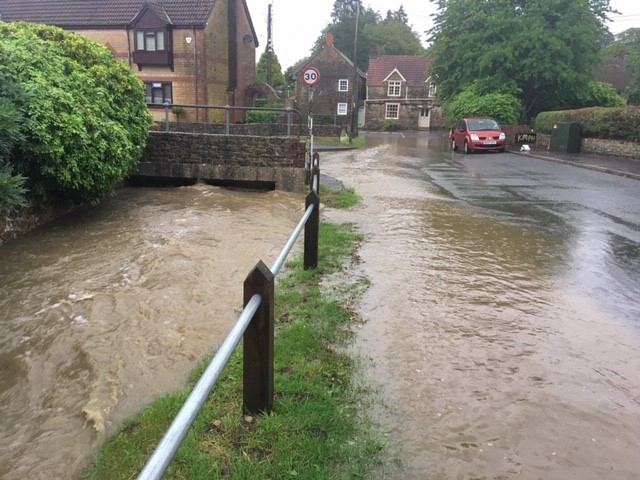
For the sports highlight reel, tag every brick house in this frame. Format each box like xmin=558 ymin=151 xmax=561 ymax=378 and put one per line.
xmin=0 ymin=0 xmax=259 ymax=123
xmin=292 ymin=33 xmax=366 ymax=133
xmin=593 ymin=50 xmax=632 ymax=95
xmin=364 ymin=54 xmax=442 ymax=130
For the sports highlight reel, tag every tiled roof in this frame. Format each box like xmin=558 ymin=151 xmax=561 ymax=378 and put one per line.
xmin=367 ymin=55 xmax=432 ymax=86
xmin=0 ymin=0 xmax=217 ymax=27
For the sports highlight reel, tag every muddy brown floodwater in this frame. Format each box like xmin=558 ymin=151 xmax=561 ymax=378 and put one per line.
xmin=0 ymin=185 xmax=303 ymax=479
xmin=321 ymin=134 xmax=640 ymax=480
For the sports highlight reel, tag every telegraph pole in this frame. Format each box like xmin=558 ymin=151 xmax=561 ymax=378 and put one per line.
xmin=267 ymin=3 xmax=273 ymax=86
xmin=350 ymin=2 xmax=360 ymax=141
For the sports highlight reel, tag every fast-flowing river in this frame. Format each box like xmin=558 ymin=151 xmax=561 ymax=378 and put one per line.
xmin=0 ymin=185 xmax=303 ymax=479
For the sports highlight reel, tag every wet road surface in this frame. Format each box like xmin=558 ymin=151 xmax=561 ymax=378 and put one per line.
xmin=321 ymin=131 xmax=640 ymax=480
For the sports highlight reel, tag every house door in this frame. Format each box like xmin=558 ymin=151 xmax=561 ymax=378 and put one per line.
xmin=418 ymin=107 xmax=430 ymax=129
xmin=358 ymin=106 xmax=365 ymax=128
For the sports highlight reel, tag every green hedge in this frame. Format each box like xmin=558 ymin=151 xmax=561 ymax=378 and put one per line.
xmin=535 ymin=107 xmax=640 ymax=142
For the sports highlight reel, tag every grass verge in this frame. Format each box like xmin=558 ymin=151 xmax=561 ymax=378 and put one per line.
xmin=84 ymin=189 xmax=381 ymax=479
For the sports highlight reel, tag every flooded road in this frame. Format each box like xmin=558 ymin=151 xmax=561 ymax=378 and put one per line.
xmin=0 ymin=186 xmax=303 ymax=479
xmin=321 ymin=132 xmax=640 ymax=479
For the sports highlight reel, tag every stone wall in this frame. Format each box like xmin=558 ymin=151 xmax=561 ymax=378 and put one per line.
xmin=533 ymin=133 xmax=640 ymax=158
xmin=135 ymin=132 xmax=308 ymax=191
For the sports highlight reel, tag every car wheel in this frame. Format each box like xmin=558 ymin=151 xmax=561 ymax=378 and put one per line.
xmin=451 ymin=139 xmax=457 ymax=151
xmin=464 ymin=141 xmax=471 ymax=154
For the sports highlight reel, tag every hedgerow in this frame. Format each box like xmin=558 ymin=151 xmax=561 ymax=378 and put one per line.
xmin=0 ymin=21 xmax=152 ymax=204
xmin=534 ymin=107 xmax=640 ymax=141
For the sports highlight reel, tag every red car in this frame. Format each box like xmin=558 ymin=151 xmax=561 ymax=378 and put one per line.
xmin=449 ymin=117 xmax=506 ymax=153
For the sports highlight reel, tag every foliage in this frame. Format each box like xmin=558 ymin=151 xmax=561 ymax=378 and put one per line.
xmin=246 ymin=103 xmax=284 ymax=124
xmin=428 ymin=0 xmax=616 ymax=118
xmin=443 ymin=85 xmax=523 ymax=127
xmin=534 ymin=106 xmax=640 ymax=141
xmin=363 ymin=18 xmax=425 ymax=56
xmin=0 ymin=162 xmax=27 ymax=213
xmin=0 ymin=70 xmax=28 ymax=211
xmin=574 ymin=80 xmax=624 ymax=108
xmin=383 ymin=119 xmax=397 ymax=131
xmin=171 ymin=106 xmax=185 ymax=117
xmin=311 ymin=0 xmax=381 ymax=71
xmin=600 ymin=28 xmax=640 ymax=105
xmin=256 ymin=50 xmax=286 ymax=89
xmin=0 ymin=21 xmax=152 ymax=204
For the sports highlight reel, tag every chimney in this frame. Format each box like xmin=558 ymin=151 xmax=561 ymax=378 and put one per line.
xmin=326 ymin=32 xmax=334 ymax=47
xmin=369 ymin=43 xmax=378 ymax=60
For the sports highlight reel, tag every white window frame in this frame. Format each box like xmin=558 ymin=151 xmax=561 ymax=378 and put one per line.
xmin=338 ymin=79 xmax=349 ymax=92
xmin=337 ymin=102 xmax=348 ymax=116
xmin=387 ymin=80 xmax=401 ymax=97
xmin=427 ymin=77 xmax=437 ymax=97
xmin=385 ymin=103 xmax=400 ymax=119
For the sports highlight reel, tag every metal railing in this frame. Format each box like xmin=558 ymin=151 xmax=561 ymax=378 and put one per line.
xmin=162 ymin=103 xmax=303 ymax=136
xmin=137 ymin=154 xmax=321 ymax=480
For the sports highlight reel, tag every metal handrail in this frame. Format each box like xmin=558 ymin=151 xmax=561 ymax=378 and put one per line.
xmin=137 ymin=163 xmax=321 ymax=480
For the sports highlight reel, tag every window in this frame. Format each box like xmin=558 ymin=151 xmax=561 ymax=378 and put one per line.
xmin=145 ymin=82 xmax=172 ymax=105
xmin=337 ymin=103 xmax=348 ymax=116
xmin=385 ymin=103 xmax=399 ymax=119
xmin=338 ymin=79 xmax=349 ymax=92
xmin=136 ymin=30 xmax=165 ymax=51
xmin=388 ymin=81 xmax=401 ymax=96
xmin=427 ymin=77 xmax=437 ymax=97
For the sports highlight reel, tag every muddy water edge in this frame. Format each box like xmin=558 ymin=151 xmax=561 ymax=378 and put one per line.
xmin=0 ymin=185 xmax=303 ymax=479
xmin=321 ymin=133 xmax=640 ymax=480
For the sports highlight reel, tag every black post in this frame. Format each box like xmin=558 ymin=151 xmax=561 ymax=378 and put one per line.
xmin=304 ymin=187 xmax=319 ymax=270
xmin=243 ymin=260 xmax=275 ymax=414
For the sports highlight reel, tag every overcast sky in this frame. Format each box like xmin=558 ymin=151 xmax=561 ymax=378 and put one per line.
xmin=244 ymin=0 xmax=640 ymax=71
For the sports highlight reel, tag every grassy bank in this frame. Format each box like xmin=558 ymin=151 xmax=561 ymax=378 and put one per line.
xmin=85 ymin=189 xmax=381 ymax=479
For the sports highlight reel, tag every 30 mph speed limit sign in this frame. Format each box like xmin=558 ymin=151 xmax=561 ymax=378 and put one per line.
xmin=302 ymin=67 xmax=320 ymax=86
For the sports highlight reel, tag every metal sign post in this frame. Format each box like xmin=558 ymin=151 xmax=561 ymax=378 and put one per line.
xmin=302 ymin=67 xmax=320 ymax=185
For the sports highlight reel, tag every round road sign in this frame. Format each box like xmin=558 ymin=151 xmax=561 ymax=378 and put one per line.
xmin=302 ymin=67 xmax=320 ymax=86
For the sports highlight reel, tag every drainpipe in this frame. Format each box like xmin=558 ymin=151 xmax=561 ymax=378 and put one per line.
xmin=126 ymin=25 xmax=132 ymax=68
xmin=192 ymin=25 xmax=198 ymax=122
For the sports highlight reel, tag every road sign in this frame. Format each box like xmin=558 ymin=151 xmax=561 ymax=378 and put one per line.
xmin=302 ymin=67 xmax=320 ymax=86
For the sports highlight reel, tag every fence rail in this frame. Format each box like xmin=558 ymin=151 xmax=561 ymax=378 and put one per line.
xmin=137 ymin=155 xmax=321 ymax=480
xmin=162 ymin=103 xmax=304 ymax=136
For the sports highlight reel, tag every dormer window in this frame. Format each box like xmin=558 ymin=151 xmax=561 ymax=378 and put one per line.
xmin=137 ymin=30 xmax=165 ymax=51
xmin=388 ymin=81 xmax=401 ymax=96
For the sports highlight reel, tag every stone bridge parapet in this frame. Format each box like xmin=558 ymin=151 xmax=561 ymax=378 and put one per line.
xmin=134 ymin=132 xmax=307 ymax=191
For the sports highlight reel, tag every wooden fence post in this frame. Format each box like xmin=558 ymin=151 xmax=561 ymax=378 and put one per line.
xmin=243 ymin=260 xmax=275 ymax=414
xmin=304 ymin=189 xmax=319 ymax=270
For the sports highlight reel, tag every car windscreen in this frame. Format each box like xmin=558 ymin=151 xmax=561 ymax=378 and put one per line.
xmin=468 ymin=119 xmax=500 ymax=131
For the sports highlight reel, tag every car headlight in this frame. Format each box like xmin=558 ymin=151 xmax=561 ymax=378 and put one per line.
xmin=470 ymin=134 xmax=480 ymax=141
xmin=499 ymin=132 xmax=506 ymax=140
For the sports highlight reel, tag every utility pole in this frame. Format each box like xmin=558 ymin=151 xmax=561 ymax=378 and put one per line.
xmin=350 ymin=2 xmax=360 ymax=141
xmin=267 ymin=3 xmax=273 ymax=86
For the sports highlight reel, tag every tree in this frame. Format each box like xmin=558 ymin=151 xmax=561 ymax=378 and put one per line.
xmin=311 ymin=0 xmax=380 ymax=71
xmin=363 ymin=18 xmax=425 ymax=56
xmin=256 ymin=49 xmax=286 ymax=89
xmin=443 ymin=84 xmax=523 ymax=127
xmin=601 ymin=28 xmax=640 ymax=105
xmin=429 ymin=0 xmax=616 ymax=119
xmin=0 ymin=22 xmax=151 ymax=204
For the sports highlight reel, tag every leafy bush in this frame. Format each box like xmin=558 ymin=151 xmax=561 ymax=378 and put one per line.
xmin=0 ymin=21 xmax=152 ymax=204
xmin=534 ymin=107 xmax=640 ymax=141
xmin=0 ymin=163 xmax=27 ymax=213
xmin=383 ymin=119 xmax=397 ymax=131
xmin=246 ymin=103 xmax=284 ymax=124
xmin=443 ymin=86 xmax=523 ymax=127
xmin=575 ymin=80 xmax=624 ymax=108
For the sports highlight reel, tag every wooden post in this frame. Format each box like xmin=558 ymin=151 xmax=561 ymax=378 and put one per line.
xmin=243 ymin=260 xmax=275 ymax=414
xmin=304 ymin=189 xmax=319 ymax=270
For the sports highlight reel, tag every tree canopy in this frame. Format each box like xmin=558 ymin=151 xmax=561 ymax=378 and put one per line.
xmin=0 ymin=21 xmax=151 ymax=205
xmin=601 ymin=28 xmax=640 ymax=104
xmin=311 ymin=1 xmax=424 ymax=71
xmin=428 ymin=0 xmax=616 ymax=119
xmin=256 ymin=49 xmax=286 ymax=90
